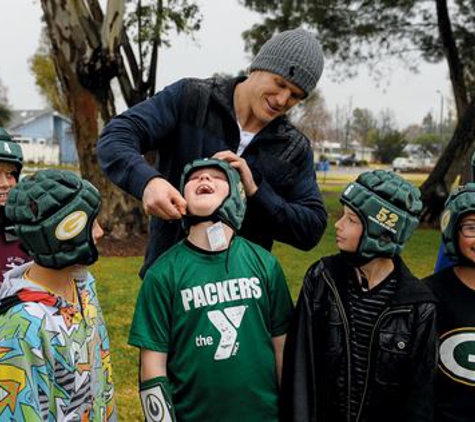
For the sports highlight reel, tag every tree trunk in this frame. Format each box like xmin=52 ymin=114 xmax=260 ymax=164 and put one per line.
xmin=419 ymin=0 xmax=473 ymax=224
xmin=68 ymin=76 xmax=147 ymax=238
xmin=40 ymin=0 xmax=148 ymax=238
xmin=420 ymin=98 xmax=475 ymax=224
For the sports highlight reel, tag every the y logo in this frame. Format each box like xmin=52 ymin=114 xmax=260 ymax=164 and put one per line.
xmin=207 ymin=306 xmax=247 ymax=360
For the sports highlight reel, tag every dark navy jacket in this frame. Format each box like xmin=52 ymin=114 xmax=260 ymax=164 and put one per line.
xmin=97 ymin=76 xmax=327 ymax=277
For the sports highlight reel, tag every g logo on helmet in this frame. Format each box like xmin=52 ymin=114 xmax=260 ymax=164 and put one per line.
xmin=55 ymin=211 xmax=88 ymax=240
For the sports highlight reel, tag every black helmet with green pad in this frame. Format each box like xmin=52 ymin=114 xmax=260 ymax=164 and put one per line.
xmin=340 ymin=170 xmax=422 ymax=258
xmin=0 ymin=127 xmax=23 ymax=178
xmin=5 ymin=169 xmax=101 ymax=269
xmin=180 ymin=158 xmax=246 ymax=231
xmin=440 ymin=183 xmax=475 ymax=261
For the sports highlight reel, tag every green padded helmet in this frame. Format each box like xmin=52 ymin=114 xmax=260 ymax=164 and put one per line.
xmin=440 ymin=183 xmax=475 ymax=261
xmin=180 ymin=158 xmax=246 ymax=231
xmin=0 ymin=127 xmax=23 ymax=178
xmin=5 ymin=169 xmax=101 ymax=269
xmin=340 ymin=170 xmax=422 ymax=259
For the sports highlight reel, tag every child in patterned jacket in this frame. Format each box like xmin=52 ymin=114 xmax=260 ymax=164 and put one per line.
xmin=0 ymin=169 xmax=116 ymax=421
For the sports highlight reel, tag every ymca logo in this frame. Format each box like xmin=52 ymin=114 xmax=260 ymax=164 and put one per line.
xmin=196 ymin=305 xmax=247 ymax=360
xmin=439 ymin=328 xmax=475 ymax=386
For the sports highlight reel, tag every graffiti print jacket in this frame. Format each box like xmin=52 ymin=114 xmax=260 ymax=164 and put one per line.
xmin=0 ymin=263 xmax=116 ymax=421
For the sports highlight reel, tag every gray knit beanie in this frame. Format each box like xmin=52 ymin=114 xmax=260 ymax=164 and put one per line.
xmin=249 ymin=28 xmax=324 ymax=96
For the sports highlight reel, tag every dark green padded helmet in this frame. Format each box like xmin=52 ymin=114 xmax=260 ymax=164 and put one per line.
xmin=5 ymin=169 xmax=101 ymax=269
xmin=340 ymin=170 xmax=422 ymax=259
xmin=180 ymin=158 xmax=246 ymax=231
xmin=440 ymin=183 xmax=475 ymax=260
xmin=0 ymin=127 xmax=23 ymax=178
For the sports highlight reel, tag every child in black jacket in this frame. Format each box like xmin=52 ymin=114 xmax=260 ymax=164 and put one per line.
xmin=282 ymin=170 xmax=437 ymax=422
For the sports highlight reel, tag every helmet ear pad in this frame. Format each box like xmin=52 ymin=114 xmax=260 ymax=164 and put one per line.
xmin=5 ymin=169 xmax=101 ymax=269
xmin=180 ymin=159 xmax=247 ymax=231
xmin=441 ymin=183 xmax=475 ymax=261
xmin=340 ymin=170 xmax=422 ymax=259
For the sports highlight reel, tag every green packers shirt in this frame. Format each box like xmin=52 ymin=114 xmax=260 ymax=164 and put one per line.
xmin=129 ymin=236 xmax=293 ymax=422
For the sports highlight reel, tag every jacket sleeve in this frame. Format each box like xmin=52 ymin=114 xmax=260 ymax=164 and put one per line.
xmin=0 ymin=318 xmax=49 ymax=421
xmin=96 ymin=79 xmax=186 ymax=200
xmin=248 ymin=148 xmax=327 ymax=251
xmin=403 ymin=302 xmax=437 ymax=421
xmin=281 ymin=265 xmax=319 ymax=422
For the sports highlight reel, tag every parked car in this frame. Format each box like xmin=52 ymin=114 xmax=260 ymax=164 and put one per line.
xmin=392 ymin=157 xmax=435 ymax=172
xmin=339 ymin=154 xmax=361 ymax=167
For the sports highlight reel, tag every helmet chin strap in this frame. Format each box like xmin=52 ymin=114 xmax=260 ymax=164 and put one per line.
xmin=181 ymin=210 xmax=221 ymax=233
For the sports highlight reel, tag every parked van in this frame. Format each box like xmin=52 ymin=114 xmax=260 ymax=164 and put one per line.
xmin=392 ymin=157 xmax=434 ymax=172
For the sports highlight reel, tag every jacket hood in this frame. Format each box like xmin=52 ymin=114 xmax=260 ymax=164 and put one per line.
xmin=209 ymin=76 xmax=245 ymax=117
xmin=321 ymin=254 xmax=436 ymax=306
xmin=0 ymin=261 xmax=39 ymax=299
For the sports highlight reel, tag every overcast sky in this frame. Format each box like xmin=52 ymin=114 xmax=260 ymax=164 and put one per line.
xmin=0 ymin=0 xmax=452 ymax=128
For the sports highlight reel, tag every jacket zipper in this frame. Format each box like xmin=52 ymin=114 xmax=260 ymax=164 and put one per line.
xmin=355 ymin=307 xmax=412 ymax=421
xmin=322 ymin=271 xmax=352 ymax=422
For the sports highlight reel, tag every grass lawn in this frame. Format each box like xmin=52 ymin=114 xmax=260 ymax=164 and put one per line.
xmin=94 ymin=171 xmax=440 ymax=420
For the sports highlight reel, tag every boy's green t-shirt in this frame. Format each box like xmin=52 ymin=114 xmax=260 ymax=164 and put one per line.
xmin=129 ymin=236 xmax=293 ymax=422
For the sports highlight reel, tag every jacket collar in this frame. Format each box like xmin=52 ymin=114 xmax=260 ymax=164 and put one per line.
xmin=322 ymin=254 xmax=436 ymax=306
xmin=209 ymin=76 xmax=292 ymax=138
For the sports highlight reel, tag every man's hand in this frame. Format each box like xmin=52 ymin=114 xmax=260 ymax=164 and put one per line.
xmin=142 ymin=177 xmax=186 ymax=219
xmin=213 ymin=150 xmax=258 ymax=197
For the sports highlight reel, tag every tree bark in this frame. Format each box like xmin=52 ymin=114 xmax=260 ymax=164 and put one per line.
xmin=419 ymin=0 xmax=474 ymax=223
xmin=420 ymin=98 xmax=475 ymax=224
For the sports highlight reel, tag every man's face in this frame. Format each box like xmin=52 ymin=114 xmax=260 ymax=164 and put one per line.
xmin=0 ymin=162 xmax=17 ymax=206
xmin=184 ymin=167 xmax=230 ymax=216
xmin=334 ymin=205 xmax=363 ymax=253
xmin=246 ymin=71 xmax=305 ymax=125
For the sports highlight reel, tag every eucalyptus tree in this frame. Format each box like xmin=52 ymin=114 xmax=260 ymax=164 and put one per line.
xmin=40 ymin=0 xmax=201 ymax=236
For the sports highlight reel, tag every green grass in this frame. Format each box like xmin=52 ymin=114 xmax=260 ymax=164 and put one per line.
xmin=95 ymin=174 xmax=440 ymax=421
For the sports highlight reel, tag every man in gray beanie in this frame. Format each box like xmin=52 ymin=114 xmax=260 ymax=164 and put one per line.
xmin=97 ymin=28 xmax=328 ymax=278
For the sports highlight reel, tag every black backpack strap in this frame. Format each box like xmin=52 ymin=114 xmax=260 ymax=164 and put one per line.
xmin=0 ymin=294 xmax=22 ymax=316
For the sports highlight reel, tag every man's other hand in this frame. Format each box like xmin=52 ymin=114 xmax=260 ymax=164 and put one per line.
xmin=213 ymin=150 xmax=258 ymax=197
xmin=142 ymin=178 xmax=187 ymax=219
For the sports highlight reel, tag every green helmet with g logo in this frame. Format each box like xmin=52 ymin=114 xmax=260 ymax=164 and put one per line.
xmin=180 ymin=158 xmax=246 ymax=231
xmin=0 ymin=127 xmax=23 ymax=178
xmin=5 ymin=169 xmax=101 ymax=269
xmin=440 ymin=183 xmax=475 ymax=261
xmin=340 ymin=170 xmax=422 ymax=259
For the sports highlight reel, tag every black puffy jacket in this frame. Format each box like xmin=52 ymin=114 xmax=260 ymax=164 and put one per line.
xmin=281 ymin=254 xmax=437 ymax=422
xmin=97 ymin=76 xmax=327 ymax=277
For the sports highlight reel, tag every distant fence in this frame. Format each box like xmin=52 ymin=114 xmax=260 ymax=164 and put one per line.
xmin=21 ymin=143 xmax=60 ymax=165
